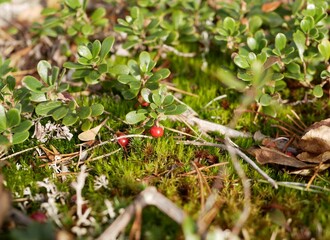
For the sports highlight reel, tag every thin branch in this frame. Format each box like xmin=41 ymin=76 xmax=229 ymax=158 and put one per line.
xmin=0 ymin=145 xmax=39 ymax=161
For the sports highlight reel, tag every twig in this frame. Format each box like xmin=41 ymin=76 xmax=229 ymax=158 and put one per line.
xmin=176 ymin=112 xmax=251 ymax=138
xmin=258 ymin=180 xmax=330 ymax=193
xmin=98 ymin=187 xmax=186 ymax=240
xmin=0 ymin=146 xmax=39 ymax=161
xmin=162 ymin=44 xmax=196 ymax=57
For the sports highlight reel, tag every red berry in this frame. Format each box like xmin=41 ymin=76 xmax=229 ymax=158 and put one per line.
xmin=30 ymin=211 xmax=47 ymax=223
xmin=118 ymin=137 xmax=129 ymax=147
xmin=117 ymin=133 xmax=129 ymax=147
xmin=141 ymin=101 xmax=150 ymax=107
xmin=150 ymin=126 xmax=164 ymax=138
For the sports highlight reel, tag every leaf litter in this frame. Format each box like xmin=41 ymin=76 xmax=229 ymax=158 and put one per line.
xmin=249 ymin=118 xmax=330 ymax=176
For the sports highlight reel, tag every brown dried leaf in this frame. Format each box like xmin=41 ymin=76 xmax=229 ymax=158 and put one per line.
xmin=249 ymin=146 xmax=313 ymax=168
xmin=296 ymin=151 xmax=330 ymax=163
xmin=298 ymin=119 xmax=330 ymax=153
xmin=262 ymin=1 xmax=282 ymax=12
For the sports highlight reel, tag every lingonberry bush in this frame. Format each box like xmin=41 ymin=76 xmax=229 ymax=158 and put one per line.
xmin=1 ymin=0 xmax=329 ymax=149
xmin=1 ymin=0 xmax=330 ymax=238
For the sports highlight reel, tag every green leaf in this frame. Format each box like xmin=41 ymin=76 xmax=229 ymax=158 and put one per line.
xmin=51 ymin=66 xmax=59 ymax=86
xmin=0 ymin=105 xmax=7 ymax=131
xmin=275 ymin=33 xmax=287 ymax=51
xmin=118 ymin=75 xmax=138 ymax=84
xmin=100 ymin=36 xmax=114 ymax=60
xmin=37 ymin=60 xmax=51 ymax=84
xmin=22 ymin=76 xmax=44 ymax=93
xmin=234 ymin=55 xmax=249 ymax=69
xmin=163 ymin=95 xmax=174 ymax=106
xmin=81 ymin=119 xmax=93 ymax=131
xmin=318 ymin=39 xmax=330 ymax=61
xmin=29 ymin=92 xmax=47 ymax=102
xmin=293 ymin=30 xmax=306 ymax=61
xmin=6 ymin=108 xmax=21 ymax=128
xmin=12 ymin=131 xmax=29 ymax=145
xmin=152 ymin=94 xmax=162 ymax=106
xmin=248 ymin=16 xmax=262 ymax=34
xmin=52 ymin=106 xmax=69 ymax=121
xmin=65 ymin=0 xmax=81 ymax=9
xmin=109 ymin=65 xmax=130 ymax=75
xmin=12 ymin=120 xmax=33 ymax=133
xmin=292 ymin=0 xmax=305 ymax=14
xmin=91 ymin=8 xmax=106 ymax=21
xmin=0 ymin=135 xmax=10 ymax=146
xmin=62 ymin=114 xmax=79 ymax=126
xmin=259 ymin=94 xmax=272 ymax=106
xmin=157 ymin=68 xmax=171 ymax=78
xmin=164 ymin=104 xmax=187 ymax=115
xmin=247 ymin=37 xmax=257 ymax=51
xmin=141 ymin=88 xmax=151 ymax=102
xmin=35 ymin=101 xmax=62 ymax=116
xmin=126 ymin=111 xmax=147 ymax=124
xmin=78 ymin=106 xmax=92 ymax=119
xmin=77 ymin=45 xmax=93 ymax=59
xmin=82 ymin=24 xmax=93 ymax=36
xmin=139 ymin=51 xmax=151 ymax=73
xmin=90 ymin=104 xmax=104 ymax=117
xmin=223 ymin=17 xmax=236 ymax=34
xmin=91 ymin=40 xmax=101 ymax=58
xmin=63 ymin=62 xmax=91 ymax=69
xmin=313 ymin=85 xmax=323 ymax=98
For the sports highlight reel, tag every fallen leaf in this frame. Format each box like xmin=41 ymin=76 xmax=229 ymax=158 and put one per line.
xmin=249 ymin=146 xmax=313 ymax=168
xmin=262 ymin=1 xmax=282 ymax=12
xmin=298 ymin=119 xmax=330 ymax=153
xmin=296 ymin=151 xmax=330 ymax=163
xmin=78 ymin=118 xmax=108 ymax=141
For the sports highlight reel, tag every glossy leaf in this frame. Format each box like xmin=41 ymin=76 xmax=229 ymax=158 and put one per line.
xmin=22 ymin=76 xmax=44 ymax=93
xmin=109 ymin=65 xmax=130 ymax=75
xmin=234 ymin=55 xmax=249 ymax=69
xmin=100 ymin=36 xmax=114 ymax=60
xmin=77 ymin=46 xmax=93 ymax=60
xmin=78 ymin=106 xmax=92 ymax=119
xmin=0 ymin=105 xmax=7 ymax=131
xmin=313 ymin=85 xmax=323 ymax=98
xmin=275 ymin=33 xmax=286 ymax=51
xmin=126 ymin=111 xmax=147 ymax=124
xmin=37 ymin=60 xmax=51 ymax=84
xmin=293 ymin=30 xmax=306 ymax=61
xmin=62 ymin=114 xmax=79 ymax=126
xmin=65 ymin=0 xmax=81 ymax=9
xmin=91 ymin=40 xmax=101 ymax=58
xmin=52 ymin=106 xmax=69 ymax=121
xmin=318 ymin=39 xmax=330 ymax=61
xmin=6 ymin=108 xmax=20 ymax=128
xmin=12 ymin=120 xmax=33 ymax=133
xmin=164 ymin=104 xmax=187 ymax=115
xmin=35 ymin=101 xmax=62 ymax=116
xmin=12 ymin=131 xmax=29 ymax=145
xmin=90 ymin=104 xmax=104 ymax=117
